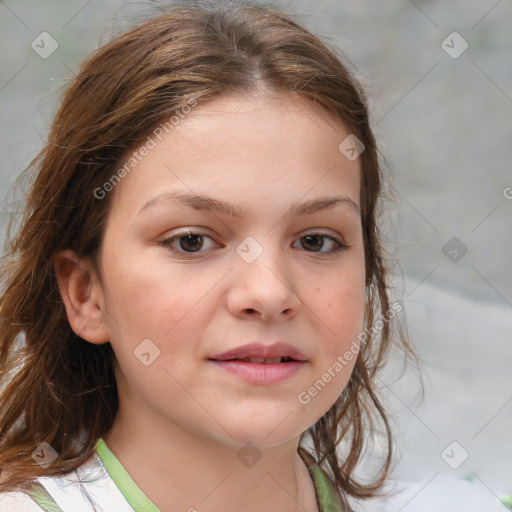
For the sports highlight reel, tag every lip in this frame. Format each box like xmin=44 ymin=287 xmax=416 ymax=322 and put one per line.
xmin=210 ymin=359 xmax=306 ymax=385
xmin=209 ymin=342 xmax=308 ymax=362
xmin=208 ymin=342 xmax=308 ymax=385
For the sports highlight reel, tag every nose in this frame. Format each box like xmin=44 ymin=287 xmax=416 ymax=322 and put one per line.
xmin=227 ymin=237 xmax=301 ymax=322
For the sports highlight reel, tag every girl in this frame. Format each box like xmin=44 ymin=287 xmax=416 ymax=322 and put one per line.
xmin=0 ymin=1 xmax=418 ymax=510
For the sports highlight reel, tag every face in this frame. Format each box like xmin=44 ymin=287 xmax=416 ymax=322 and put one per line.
xmin=94 ymin=93 xmax=366 ymax=448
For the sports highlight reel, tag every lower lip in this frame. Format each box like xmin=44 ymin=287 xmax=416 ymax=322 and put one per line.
xmin=210 ymin=360 xmax=306 ymax=385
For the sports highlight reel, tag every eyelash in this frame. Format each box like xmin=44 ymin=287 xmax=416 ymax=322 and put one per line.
xmin=159 ymin=230 xmax=349 ymax=257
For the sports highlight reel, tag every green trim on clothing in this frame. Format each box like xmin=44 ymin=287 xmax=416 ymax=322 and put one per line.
xmin=95 ymin=438 xmax=160 ymax=511
xmin=26 ymin=439 xmax=345 ymax=512
xmin=502 ymin=495 xmax=512 ymax=510
xmin=25 ymin=481 xmax=64 ymax=512
xmin=96 ymin=438 xmax=344 ymax=512
xmin=298 ymin=447 xmax=345 ymax=512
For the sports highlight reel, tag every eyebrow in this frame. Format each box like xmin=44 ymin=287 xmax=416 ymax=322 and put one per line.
xmin=137 ymin=191 xmax=361 ymax=219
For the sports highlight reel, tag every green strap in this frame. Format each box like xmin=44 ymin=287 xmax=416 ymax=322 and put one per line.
xmin=95 ymin=438 xmax=160 ymax=511
xmin=23 ymin=442 xmax=512 ymax=512
xmin=25 ymin=481 xmax=64 ymax=512
xmin=96 ymin=439 xmax=344 ymax=512
xmin=309 ymin=465 xmax=345 ymax=512
xmin=26 ymin=441 xmax=342 ymax=512
xmin=298 ymin=447 xmax=345 ymax=512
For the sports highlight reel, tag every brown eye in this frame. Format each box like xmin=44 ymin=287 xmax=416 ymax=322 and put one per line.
xmin=160 ymin=231 xmax=219 ymax=255
xmin=176 ymin=233 xmax=204 ymax=252
xmin=301 ymin=235 xmax=324 ymax=252
xmin=295 ymin=233 xmax=348 ymax=255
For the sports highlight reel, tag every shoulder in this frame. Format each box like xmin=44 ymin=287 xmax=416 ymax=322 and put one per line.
xmin=0 ymin=451 xmax=133 ymax=512
xmin=0 ymin=491 xmax=45 ymax=511
xmin=350 ymin=476 xmax=511 ymax=512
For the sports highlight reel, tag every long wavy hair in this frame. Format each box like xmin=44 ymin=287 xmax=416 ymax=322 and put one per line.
xmin=0 ymin=1 xmax=420 ymax=508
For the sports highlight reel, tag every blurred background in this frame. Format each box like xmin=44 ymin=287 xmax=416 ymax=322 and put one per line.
xmin=0 ymin=0 xmax=511 ymax=510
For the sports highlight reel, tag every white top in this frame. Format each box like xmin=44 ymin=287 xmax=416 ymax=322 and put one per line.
xmin=0 ymin=451 xmax=135 ymax=511
xmin=0 ymin=439 xmax=510 ymax=511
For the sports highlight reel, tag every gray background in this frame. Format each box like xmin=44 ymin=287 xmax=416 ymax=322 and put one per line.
xmin=1 ymin=1 xmax=511 ymax=509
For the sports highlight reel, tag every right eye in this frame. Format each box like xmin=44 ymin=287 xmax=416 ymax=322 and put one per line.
xmin=159 ymin=230 xmax=220 ymax=255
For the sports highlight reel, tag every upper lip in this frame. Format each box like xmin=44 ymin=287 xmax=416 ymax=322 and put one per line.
xmin=209 ymin=342 xmax=308 ymax=361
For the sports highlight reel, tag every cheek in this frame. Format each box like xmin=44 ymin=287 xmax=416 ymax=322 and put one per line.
xmin=302 ymin=282 xmax=364 ymax=413
xmin=306 ymin=272 xmax=365 ymax=400
xmin=311 ymin=264 xmax=365 ymax=329
xmin=101 ymin=251 xmax=219 ymax=343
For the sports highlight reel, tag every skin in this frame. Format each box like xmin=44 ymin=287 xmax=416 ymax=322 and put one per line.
xmin=55 ymin=92 xmax=366 ymax=512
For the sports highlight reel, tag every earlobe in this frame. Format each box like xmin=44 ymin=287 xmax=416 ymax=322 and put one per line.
xmin=54 ymin=249 xmax=110 ymax=344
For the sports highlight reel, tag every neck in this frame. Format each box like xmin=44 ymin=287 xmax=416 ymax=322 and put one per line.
xmin=102 ymin=401 xmax=319 ymax=512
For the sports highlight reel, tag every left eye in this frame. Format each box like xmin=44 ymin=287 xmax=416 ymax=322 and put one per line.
xmin=159 ymin=231 xmax=348 ymax=256
xmin=294 ymin=233 xmax=348 ymax=254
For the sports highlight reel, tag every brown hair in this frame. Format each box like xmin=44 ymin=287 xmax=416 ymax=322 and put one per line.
xmin=0 ymin=1 xmax=420 ymax=508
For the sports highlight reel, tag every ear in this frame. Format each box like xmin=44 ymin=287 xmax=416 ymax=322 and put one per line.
xmin=54 ymin=249 xmax=110 ymax=344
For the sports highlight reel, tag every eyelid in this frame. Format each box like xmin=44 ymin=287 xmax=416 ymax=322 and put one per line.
xmin=158 ymin=229 xmax=219 ymax=255
xmin=163 ymin=227 xmax=346 ymax=240
xmin=158 ymin=227 xmax=349 ymax=257
xmin=301 ymin=227 xmax=345 ymax=239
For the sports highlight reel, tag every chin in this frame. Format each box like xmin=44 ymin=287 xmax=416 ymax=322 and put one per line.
xmin=217 ymin=408 xmax=311 ymax=448
xmin=223 ymin=428 xmax=300 ymax=449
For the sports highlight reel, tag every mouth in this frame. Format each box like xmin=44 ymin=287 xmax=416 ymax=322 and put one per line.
xmin=213 ymin=356 xmax=299 ymax=364
xmin=209 ymin=341 xmax=308 ymax=363
xmin=208 ymin=343 xmax=307 ymax=385
xmin=209 ymin=358 xmax=306 ymax=385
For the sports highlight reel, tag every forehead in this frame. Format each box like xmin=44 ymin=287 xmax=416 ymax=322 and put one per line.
xmin=108 ymin=92 xmax=361 ymax=216
xmin=177 ymin=92 xmax=349 ymax=144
